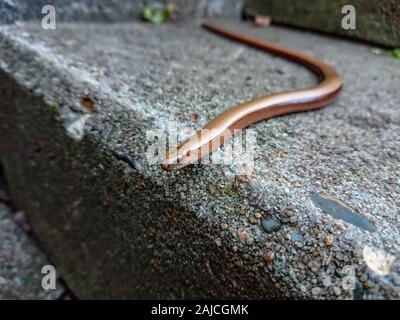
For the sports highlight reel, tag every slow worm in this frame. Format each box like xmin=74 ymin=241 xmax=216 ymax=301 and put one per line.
xmin=161 ymin=22 xmax=342 ymax=171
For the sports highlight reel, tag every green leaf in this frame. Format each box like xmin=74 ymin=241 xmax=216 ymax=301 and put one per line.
xmin=393 ymin=48 xmax=400 ymax=59
xmin=142 ymin=7 xmax=153 ymax=20
xmin=141 ymin=5 xmax=174 ymax=24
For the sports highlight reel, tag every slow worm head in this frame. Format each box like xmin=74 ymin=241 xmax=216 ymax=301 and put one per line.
xmin=161 ymin=22 xmax=342 ymax=171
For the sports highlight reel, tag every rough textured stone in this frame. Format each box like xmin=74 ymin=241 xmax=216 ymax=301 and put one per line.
xmin=0 ymin=0 xmax=244 ymax=24
xmin=0 ymin=18 xmax=399 ymax=299
xmin=0 ymin=204 xmax=64 ymax=299
xmin=245 ymin=0 xmax=400 ymax=48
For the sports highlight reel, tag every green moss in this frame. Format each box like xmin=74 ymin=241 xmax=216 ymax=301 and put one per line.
xmin=141 ymin=4 xmax=174 ymax=24
xmin=372 ymin=48 xmax=400 ymax=60
xmin=393 ymin=49 xmax=400 ymax=59
xmin=50 ymin=104 xmax=59 ymax=114
xmin=223 ymin=186 xmax=236 ymax=197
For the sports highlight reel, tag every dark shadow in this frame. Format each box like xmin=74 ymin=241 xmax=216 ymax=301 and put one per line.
xmin=0 ymin=162 xmax=15 ymax=210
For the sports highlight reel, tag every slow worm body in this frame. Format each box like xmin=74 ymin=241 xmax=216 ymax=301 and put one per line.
xmin=161 ymin=22 xmax=342 ymax=171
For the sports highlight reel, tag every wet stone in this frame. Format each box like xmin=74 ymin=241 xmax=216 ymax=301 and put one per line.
xmin=290 ymin=230 xmax=304 ymax=242
xmin=310 ymin=192 xmax=376 ymax=233
xmin=261 ymin=217 xmax=282 ymax=233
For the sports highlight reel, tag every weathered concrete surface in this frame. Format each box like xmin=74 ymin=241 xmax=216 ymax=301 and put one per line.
xmin=0 ymin=0 xmax=140 ymax=24
xmin=0 ymin=203 xmax=65 ymax=299
xmin=0 ymin=0 xmax=244 ymax=24
xmin=245 ymin=0 xmax=400 ymax=48
xmin=0 ymin=19 xmax=399 ymax=299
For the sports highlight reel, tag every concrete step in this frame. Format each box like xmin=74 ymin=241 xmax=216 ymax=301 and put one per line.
xmin=0 ymin=18 xmax=399 ymax=299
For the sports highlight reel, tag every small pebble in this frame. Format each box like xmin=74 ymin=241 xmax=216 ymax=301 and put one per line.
xmin=336 ymin=252 xmax=344 ymax=260
xmin=311 ymin=287 xmax=321 ymax=296
xmin=242 ymin=254 xmax=250 ymax=260
xmin=325 ymin=234 xmax=334 ymax=246
xmin=254 ymin=15 xmax=271 ymax=27
xmin=208 ymin=183 xmax=216 ymax=194
xmin=81 ymin=97 xmax=96 ymax=112
xmin=333 ymin=286 xmax=342 ymax=296
xmin=322 ymin=275 xmax=332 ymax=287
xmin=113 ymin=150 xmax=139 ymax=170
xmin=324 ymin=253 xmax=333 ymax=266
xmin=261 ymin=217 xmax=282 ymax=233
xmin=297 ymin=262 xmax=306 ymax=270
xmin=336 ymin=221 xmax=347 ymax=230
xmin=238 ymin=227 xmax=254 ymax=245
xmin=261 ymin=250 xmax=275 ymax=264
xmin=290 ymin=230 xmax=304 ymax=242
xmin=254 ymin=212 xmax=262 ymax=219
xmin=0 ymin=276 xmax=8 ymax=285
xmin=249 ymin=217 xmax=258 ymax=224
xmin=220 ymin=223 xmax=228 ymax=230
xmin=190 ymin=112 xmax=199 ymax=121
